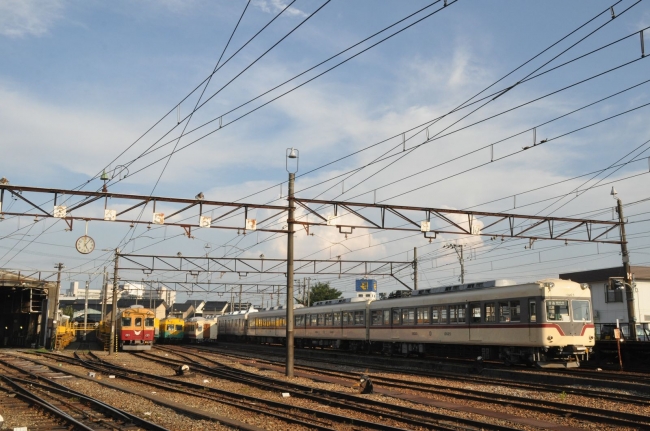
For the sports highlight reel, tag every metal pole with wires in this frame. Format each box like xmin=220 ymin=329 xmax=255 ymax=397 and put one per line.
xmin=286 ymin=147 xmax=299 ymax=378
xmin=612 ymin=187 xmax=637 ymax=340
xmin=109 ymin=249 xmax=120 ymax=354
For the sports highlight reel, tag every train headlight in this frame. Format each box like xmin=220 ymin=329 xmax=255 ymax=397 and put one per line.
xmin=589 ymin=336 xmax=594 ymax=340
xmin=547 ymin=335 xmax=553 ymax=341
xmin=580 ymin=283 xmax=590 ymax=290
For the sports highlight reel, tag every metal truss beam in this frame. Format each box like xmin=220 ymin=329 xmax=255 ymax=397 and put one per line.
xmin=292 ymin=198 xmax=622 ymax=244
xmin=117 ymin=253 xmax=412 ymax=277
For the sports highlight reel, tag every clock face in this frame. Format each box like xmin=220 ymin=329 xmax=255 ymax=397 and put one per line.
xmin=76 ymin=235 xmax=95 ymax=254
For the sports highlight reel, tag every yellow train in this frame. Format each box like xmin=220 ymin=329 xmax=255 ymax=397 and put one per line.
xmin=159 ymin=317 xmax=184 ymax=343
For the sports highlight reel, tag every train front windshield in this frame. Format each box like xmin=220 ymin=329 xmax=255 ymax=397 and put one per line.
xmin=145 ymin=318 xmax=155 ymax=327
xmin=122 ymin=317 xmax=132 ymax=326
xmin=545 ymin=300 xmax=591 ymax=322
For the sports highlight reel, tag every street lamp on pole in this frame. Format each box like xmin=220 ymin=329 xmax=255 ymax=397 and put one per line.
xmin=286 ymin=147 xmax=298 ymax=378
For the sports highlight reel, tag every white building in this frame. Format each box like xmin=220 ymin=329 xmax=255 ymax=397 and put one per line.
xmin=62 ymin=281 xmax=102 ymax=300
xmin=560 ymin=266 xmax=650 ymax=341
xmin=142 ymin=285 xmax=176 ymax=307
xmin=119 ymin=282 xmax=144 ymax=299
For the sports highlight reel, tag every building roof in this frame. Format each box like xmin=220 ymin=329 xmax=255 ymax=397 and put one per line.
xmin=0 ymin=269 xmax=56 ymax=290
xmin=171 ymin=302 xmax=195 ymax=312
xmin=559 ymin=266 xmax=650 ymax=283
xmin=202 ymin=301 xmax=229 ymax=312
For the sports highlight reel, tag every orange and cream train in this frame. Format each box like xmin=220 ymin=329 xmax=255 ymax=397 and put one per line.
xmin=117 ymin=305 xmax=156 ymax=351
xmin=219 ymin=278 xmax=595 ymax=367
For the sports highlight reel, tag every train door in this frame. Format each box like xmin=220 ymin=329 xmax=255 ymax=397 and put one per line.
xmin=391 ymin=308 xmax=401 ymax=340
xmin=528 ymin=299 xmax=538 ymax=342
xmin=469 ymin=303 xmax=481 ymax=341
xmin=203 ymin=323 xmax=210 ymax=340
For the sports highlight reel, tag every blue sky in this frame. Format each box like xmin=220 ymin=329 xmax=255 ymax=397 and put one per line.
xmin=2 ymin=0 xmax=650 ymax=304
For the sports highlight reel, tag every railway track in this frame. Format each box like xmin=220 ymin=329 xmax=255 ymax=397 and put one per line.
xmin=160 ymin=344 xmax=650 ymax=430
xmin=0 ymin=354 xmax=169 ymax=431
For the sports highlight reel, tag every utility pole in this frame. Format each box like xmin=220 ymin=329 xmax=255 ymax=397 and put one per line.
xmin=100 ymin=267 xmax=107 ymax=322
xmin=83 ymin=280 xmax=89 ymax=341
xmin=614 ymin=189 xmax=637 ymax=339
xmin=445 ymin=244 xmax=465 ymax=284
xmin=238 ymin=284 xmax=242 ymax=313
xmin=306 ymin=278 xmax=311 ymax=307
xmin=51 ymin=262 xmax=64 ymax=350
xmin=413 ymin=247 xmax=418 ymax=290
xmin=286 ymin=170 xmax=296 ymax=377
xmin=109 ymin=249 xmax=120 ymax=354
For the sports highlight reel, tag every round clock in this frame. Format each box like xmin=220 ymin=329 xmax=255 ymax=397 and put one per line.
xmin=75 ymin=235 xmax=95 ymax=254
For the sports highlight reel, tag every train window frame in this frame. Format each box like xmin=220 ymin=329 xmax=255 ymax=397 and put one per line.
xmin=333 ymin=312 xmax=341 ymax=326
xmin=529 ymin=299 xmax=537 ymax=323
xmin=545 ymin=300 xmax=569 ymax=322
xmin=325 ymin=313 xmax=333 ymax=326
xmin=441 ymin=307 xmax=448 ymax=324
xmin=470 ymin=303 xmax=481 ymax=323
xmin=458 ymin=304 xmax=466 ymax=323
xmin=317 ymin=314 xmax=324 ymax=326
xmin=511 ymin=301 xmax=521 ymax=322
xmin=145 ymin=318 xmax=155 ymax=327
xmin=383 ymin=310 xmax=390 ymax=325
xmin=166 ymin=324 xmax=174 ymax=331
xmin=484 ymin=303 xmax=496 ymax=323
xmin=571 ymin=300 xmax=591 ymax=322
xmin=416 ymin=307 xmax=429 ymax=324
xmin=354 ymin=310 xmax=365 ymax=325
xmin=311 ymin=314 xmax=318 ymax=326
xmin=371 ymin=310 xmax=383 ymax=326
xmin=175 ymin=324 xmax=182 ymax=331
xmin=402 ymin=308 xmax=415 ymax=325
xmin=392 ymin=308 xmax=401 ymax=326
xmin=449 ymin=305 xmax=457 ymax=323
xmin=498 ymin=301 xmax=510 ymax=322
xmin=431 ymin=306 xmax=440 ymax=324
xmin=135 ymin=317 xmax=143 ymax=327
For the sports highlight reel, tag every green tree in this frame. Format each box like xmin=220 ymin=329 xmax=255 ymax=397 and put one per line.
xmin=308 ymin=282 xmax=342 ymax=304
xmin=62 ymin=305 xmax=74 ymax=318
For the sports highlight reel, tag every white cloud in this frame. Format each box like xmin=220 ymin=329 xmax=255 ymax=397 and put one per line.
xmin=252 ymin=0 xmax=307 ymax=18
xmin=0 ymin=0 xmax=64 ymax=38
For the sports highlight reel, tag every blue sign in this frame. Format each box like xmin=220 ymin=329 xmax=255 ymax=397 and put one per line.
xmin=356 ymin=279 xmax=377 ymax=292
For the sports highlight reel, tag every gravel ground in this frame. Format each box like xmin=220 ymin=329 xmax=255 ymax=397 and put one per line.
xmin=14 ymin=348 xmax=642 ymax=431
xmin=173 ymin=346 xmax=643 ymax=431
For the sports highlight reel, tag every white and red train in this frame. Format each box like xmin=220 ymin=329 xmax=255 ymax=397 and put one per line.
xmin=218 ymin=278 xmax=595 ymax=367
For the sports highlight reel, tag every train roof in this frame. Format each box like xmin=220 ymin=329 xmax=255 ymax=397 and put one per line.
xmin=409 ymin=279 xmax=517 ymax=297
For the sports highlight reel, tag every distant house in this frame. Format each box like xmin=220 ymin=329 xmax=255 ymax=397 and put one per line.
xmin=560 ymin=265 xmax=650 ymax=340
xmin=169 ymin=301 xmax=196 ymax=320
xmin=201 ymin=301 xmax=230 ymax=317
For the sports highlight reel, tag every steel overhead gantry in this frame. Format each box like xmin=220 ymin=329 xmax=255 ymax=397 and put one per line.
xmin=116 ymin=253 xmax=413 ymax=289
xmin=0 ymin=184 xmax=287 ymax=235
xmin=291 ymin=198 xmax=623 ymax=244
xmin=0 ymin=185 xmax=622 ymax=244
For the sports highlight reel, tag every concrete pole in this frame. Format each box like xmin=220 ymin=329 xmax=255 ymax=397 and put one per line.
xmin=83 ymin=280 xmax=89 ymax=341
xmin=109 ymin=249 xmax=120 ymax=354
xmin=460 ymin=246 xmax=465 ymax=284
xmin=286 ymin=172 xmax=295 ymax=377
xmin=51 ymin=263 xmax=63 ymax=350
xmin=238 ymin=284 xmax=242 ymax=312
xmin=100 ymin=267 xmax=107 ymax=322
xmin=617 ymin=198 xmax=637 ymax=339
xmin=413 ymin=247 xmax=418 ymax=290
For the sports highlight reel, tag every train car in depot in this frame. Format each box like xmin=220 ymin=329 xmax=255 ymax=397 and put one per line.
xmin=218 ymin=309 xmax=257 ymax=341
xmin=117 ymin=305 xmax=156 ymax=350
xmin=222 ymin=278 xmax=595 ymax=368
xmin=184 ymin=317 xmax=218 ymax=343
xmin=159 ymin=317 xmax=185 ymax=343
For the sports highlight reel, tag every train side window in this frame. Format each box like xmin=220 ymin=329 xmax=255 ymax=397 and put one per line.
xmin=529 ymin=300 xmax=537 ymax=323
xmin=546 ymin=300 xmax=569 ymax=321
xmin=571 ymin=300 xmax=591 ymax=322
xmin=311 ymin=314 xmax=318 ymax=326
xmin=135 ymin=317 xmax=142 ymax=327
xmin=484 ymin=303 xmax=495 ymax=322
xmin=440 ymin=307 xmax=448 ymax=324
xmin=317 ymin=314 xmax=324 ymax=326
xmin=470 ymin=303 xmax=481 ymax=323
xmin=325 ymin=313 xmax=333 ymax=326
xmin=431 ymin=306 xmax=439 ymax=323
xmin=402 ymin=308 xmax=415 ymax=325
xmin=371 ymin=310 xmax=383 ymax=326
xmin=449 ymin=306 xmax=457 ymax=323
xmin=354 ymin=311 xmax=365 ymax=325
xmin=458 ymin=305 xmax=466 ymax=323
xmin=498 ymin=301 xmax=510 ymax=322
xmin=175 ymin=324 xmax=182 ymax=331
xmin=333 ymin=312 xmax=341 ymax=325
xmin=342 ymin=312 xmax=350 ymax=325
xmin=417 ymin=307 xmax=429 ymax=324
xmin=392 ymin=309 xmax=401 ymax=325
xmin=166 ymin=324 xmax=174 ymax=331
xmin=510 ymin=301 xmax=520 ymax=322
xmin=383 ymin=310 xmax=390 ymax=325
